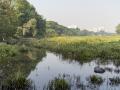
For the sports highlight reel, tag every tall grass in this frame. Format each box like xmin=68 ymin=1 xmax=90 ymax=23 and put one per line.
xmin=37 ymin=36 xmax=120 ymax=61
xmin=47 ymin=78 xmax=70 ymax=90
xmin=2 ymin=71 xmax=31 ymax=90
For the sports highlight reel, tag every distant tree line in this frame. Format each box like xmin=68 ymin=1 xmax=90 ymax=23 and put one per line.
xmin=46 ymin=21 xmax=113 ymax=37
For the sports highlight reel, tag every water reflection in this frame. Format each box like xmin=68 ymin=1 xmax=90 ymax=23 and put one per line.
xmin=0 ymin=48 xmax=46 ymax=85
xmin=28 ymin=52 xmax=120 ymax=90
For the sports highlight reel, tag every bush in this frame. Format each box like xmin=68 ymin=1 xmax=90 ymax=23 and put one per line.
xmin=0 ymin=44 xmax=18 ymax=59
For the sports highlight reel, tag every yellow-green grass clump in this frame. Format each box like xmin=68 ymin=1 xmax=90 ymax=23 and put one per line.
xmin=37 ymin=36 xmax=120 ymax=61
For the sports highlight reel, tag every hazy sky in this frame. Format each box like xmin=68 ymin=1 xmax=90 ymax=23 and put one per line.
xmin=27 ymin=0 xmax=120 ymax=32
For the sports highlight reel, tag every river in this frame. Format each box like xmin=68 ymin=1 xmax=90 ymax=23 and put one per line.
xmin=28 ymin=51 xmax=120 ymax=90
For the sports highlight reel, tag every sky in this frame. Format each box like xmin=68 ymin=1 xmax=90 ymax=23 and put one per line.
xmin=27 ymin=0 xmax=120 ymax=33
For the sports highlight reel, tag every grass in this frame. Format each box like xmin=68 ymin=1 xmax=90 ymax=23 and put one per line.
xmin=3 ymin=71 xmax=31 ymax=90
xmin=36 ymin=35 xmax=120 ymax=61
xmin=48 ymin=78 xmax=70 ymax=90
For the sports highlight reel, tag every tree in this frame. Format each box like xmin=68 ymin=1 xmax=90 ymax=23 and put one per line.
xmin=16 ymin=18 xmax=37 ymax=37
xmin=23 ymin=18 xmax=37 ymax=37
xmin=0 ymin=0 xmax=46 ymax=40
xmin=0 ymin=0 xmax=18 ymax=41
xmin=36 ymin=15 xmax=46 ymax=37
xmin=14 ymin=0 xmax=46 ymax=38
xmin=46 ymin=29 xmax=58 ymax=37
xmin=14 ymin=0 xmax=37 ymax=26
xmin=116 ymin=24 xmax=120 ymax=34
xmin=46 ymin=21 xmax=81 ymax=36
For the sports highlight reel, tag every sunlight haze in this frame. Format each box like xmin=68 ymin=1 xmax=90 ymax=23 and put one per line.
xmin=27 ymin=0 xmax=120 ymax=33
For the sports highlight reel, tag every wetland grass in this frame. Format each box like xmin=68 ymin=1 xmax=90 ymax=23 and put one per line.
xmin=47 ymin=78 xmax=70 ymax=90
xmin=3 ymin=71 xmax=31 ymax=90
xmin=37 ymin=36 xmax=120 ymax=61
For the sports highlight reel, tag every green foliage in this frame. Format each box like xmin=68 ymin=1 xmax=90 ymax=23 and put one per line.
xmin=46 ymin=21 xmax=81 ymax=36
xmin=19 ymin=45 xmax=29 ymax=53
xmin=0 ymin=0 xmax=46 ymax=40
xmin=22 ymin=18 xmax=37 ymax=37
xmin=14 ymin=0 xmax=46 ymax=38
xmin=36 ymin=15 xmax=46 ymax=37
xmin=4 ymin=71 xmax=31 ymax=90
xmin=0 ymin=0 xmax=18 ymax=41
xmin=46 ymin=21 xmax=112 ymax=36
xmin=0 ymin=44 xmax=18 ymax=59
xmin=48 ymin=78 xmax=70 ymax=90
xmin=15 ymin=0 xmax=36 ymax=26
xmin=38 ymin=36 xmax=120 ymax=61
xmin=46 ymin=29 xmax=58 ymax=37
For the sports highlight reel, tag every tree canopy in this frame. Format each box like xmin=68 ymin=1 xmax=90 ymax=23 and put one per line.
xmin=0 ymin=0 xmax=18 ymax=41
xmin=14 ymin=0 xmax=46 ymax=38
xmin=0 ymin=0 xmax=46 ymax=41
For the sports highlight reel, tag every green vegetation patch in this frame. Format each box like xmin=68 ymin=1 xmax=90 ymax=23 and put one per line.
xmin=0 ymin=43 xmax=18 ymax=59
xmin=37 ymin=36 xmax=120 ymax=61
xmin=3 ymin=71 xmax=31 ymax=90
xmin=48 ymin=78 xmax=70 ymax=90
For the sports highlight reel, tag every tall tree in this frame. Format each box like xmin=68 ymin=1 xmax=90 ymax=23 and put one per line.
xmin=14 ymin=0 xmax=46 ymax=37
xmin=0 ymin=0 xmax=18 ymax=41
xmin=14 ymin=0 xmax=37 ymax=26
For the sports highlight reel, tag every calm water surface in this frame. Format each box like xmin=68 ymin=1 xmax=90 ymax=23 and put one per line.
xmin=28 ymin=52 xmax=120 ymax=90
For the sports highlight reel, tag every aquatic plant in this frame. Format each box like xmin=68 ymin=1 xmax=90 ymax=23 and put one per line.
xmin=88 ymin=75 xmax=103 ymax=85
xmin=48 ymin=78 xmax=70 ymax=90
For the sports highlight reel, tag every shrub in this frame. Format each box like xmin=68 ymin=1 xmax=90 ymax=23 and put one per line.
xmin=0 ymin=44 xmax=18 ymax=59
